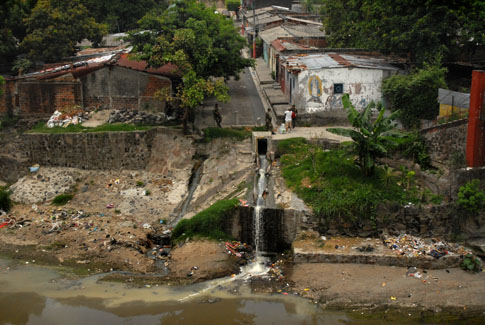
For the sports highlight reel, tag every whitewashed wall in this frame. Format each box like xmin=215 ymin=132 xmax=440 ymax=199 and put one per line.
xmin=293 ymin=67 xmax=397 ymax=113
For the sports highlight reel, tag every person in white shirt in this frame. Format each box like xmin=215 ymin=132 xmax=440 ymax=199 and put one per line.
xmin=284 ymin=107 xmax=292 ymax=133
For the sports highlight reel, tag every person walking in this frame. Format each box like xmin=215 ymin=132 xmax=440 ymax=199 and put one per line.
xmin=213 ymin=103 xmax=222 ymax=128
xmin=284 ymin=106 xmax=292 ymax=133
xmin=291 ymin=105 xmax=298 ymax=130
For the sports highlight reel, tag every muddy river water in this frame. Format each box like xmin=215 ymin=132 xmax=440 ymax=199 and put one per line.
xmin=0 ymin=257 xmax=471 ymax=324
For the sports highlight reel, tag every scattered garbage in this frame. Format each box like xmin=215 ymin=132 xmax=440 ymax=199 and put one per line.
xmin=106 ymin=204 xmax=114 ymax=209
xmin=356 ymin=244 xmax=374 ymax=252
xmin=406 ymin=267 xmax=423 ymax=278
xmin=29 ymin=164 xmax=40 ymax=173
xmin=383 ymin=234 xmax=471 ymax=259
xmin=224 ymin=241 xmax=252 ymax=259
xmin=47 ymin=110 xmax=84 ymax=128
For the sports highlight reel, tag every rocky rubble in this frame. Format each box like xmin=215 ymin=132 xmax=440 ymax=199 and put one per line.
xmin=108 ymin=108 xmax=166 ymax=125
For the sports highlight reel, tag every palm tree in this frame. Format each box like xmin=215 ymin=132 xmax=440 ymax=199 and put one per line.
xmin=328 ymin=94 xmax=401 ymax=176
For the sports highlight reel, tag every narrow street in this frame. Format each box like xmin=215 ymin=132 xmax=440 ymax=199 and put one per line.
xmin=195 ymin=67 xmax=266 ymax=128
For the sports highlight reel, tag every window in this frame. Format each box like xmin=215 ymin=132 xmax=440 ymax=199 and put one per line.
xmin=334 ymin=83 xmax=344 ymax=94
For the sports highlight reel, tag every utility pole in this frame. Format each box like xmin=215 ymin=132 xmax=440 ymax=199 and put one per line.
xmin=252 ymin=0 xmax=256 ymax=58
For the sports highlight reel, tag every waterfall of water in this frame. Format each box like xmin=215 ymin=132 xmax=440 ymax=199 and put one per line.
xmin=253 ymin=154 xmax=268 ymax=254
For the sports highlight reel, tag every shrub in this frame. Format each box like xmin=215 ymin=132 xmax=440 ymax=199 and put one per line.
xmin=457 ymin=179 xmax=485 ymax=214
xmin=225 ymin=0 xmax=239 ymax=11
xmin=52 ymin=194 xmax=74 ymax=206
xmin=396 ymin=132 xmax=431 ymax=169
xmin=172 ymin=198 xmax=239 ymax=241
xmin=0 ymin=188 xmax=12 ymax=212
xmin=461 ymin=254 xmax=483 ymax=272
xmin=136 ymin=181 xmax=144 ymax=187
xmin=383 ymin=63 xmax=447 ymax=128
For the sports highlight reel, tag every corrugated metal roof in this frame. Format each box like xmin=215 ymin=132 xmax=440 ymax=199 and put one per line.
xmin=259 ymin=26 xmax=293 ymax=44
xmin=282 ymin=53 xmax=399 ymax=71
xmin=438 ymin=88 xmax=470 ymax=108
xmin=282 ymin=24 xmax=325 ymax=37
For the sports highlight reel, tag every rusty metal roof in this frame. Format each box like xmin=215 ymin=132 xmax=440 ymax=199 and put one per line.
xmin=282 ymin=53 xmax=400 ymax=71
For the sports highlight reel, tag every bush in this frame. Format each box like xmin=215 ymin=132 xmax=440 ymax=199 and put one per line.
xmin=52 ymin=194 xmax=74 ymax=206
xmin=383 ymin=63 xmax=447 ymax=128
xmin=225 ymin=0 xmax=239 ymax=11
xmin=0 ymin=188 xmax=12 ymax=212
xmin=457 ymin=179 xmax=485 ymax=214
xmin=172 ymin=198 xmax=239 ymax=242
xmin=396 ymin=132 xmax=431 ymax=168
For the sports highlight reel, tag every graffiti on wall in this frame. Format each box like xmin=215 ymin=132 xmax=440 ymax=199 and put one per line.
xmin=308 ymin=75 xmax=322 ymax=103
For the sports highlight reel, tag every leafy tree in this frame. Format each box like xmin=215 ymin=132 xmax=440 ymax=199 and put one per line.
xmin=20 ymin=0 xmax=107 ymax=63
xmin=458 ymin=179 xmax=485 ymax=214
xmin=328 ymin=94 xmax=401 ymax=176
xmin=0 ymin=0 xmax=37 ymax=64
xmin=81 ymin=0 xmax=168 ymax=33
xmin=320 ymin=0 xmax=484 ymax=65
xmin=383 ymin=63 xmax=447 ymax=128
xmin=129 ymin=0 xmax=253 ymax=132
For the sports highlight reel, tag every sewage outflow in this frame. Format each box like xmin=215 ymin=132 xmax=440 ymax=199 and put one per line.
xmin=177 ymin=154 xmax=271 ymax=301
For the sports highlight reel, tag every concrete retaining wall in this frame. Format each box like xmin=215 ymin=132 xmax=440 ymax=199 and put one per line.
xmin=21 ymin=127 xmax=190 ymax=170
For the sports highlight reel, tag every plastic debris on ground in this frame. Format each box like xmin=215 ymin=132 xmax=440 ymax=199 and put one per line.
xmin=224 ymin=241 xmax=252 ymax=261
xmin=383 ymin=234 xmax=472 ymax=259
xmin=47 ymin=109 xmax=84 ymax=128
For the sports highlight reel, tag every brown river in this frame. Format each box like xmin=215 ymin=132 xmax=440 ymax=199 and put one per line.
xmin=0 ymin=257 xmax=471 ymax=324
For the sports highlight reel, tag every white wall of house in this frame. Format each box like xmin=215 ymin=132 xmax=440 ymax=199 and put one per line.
xmin=292 ymin=67 xmax=397 ymax=113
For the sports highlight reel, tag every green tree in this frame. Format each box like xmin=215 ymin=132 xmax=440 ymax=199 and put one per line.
xmin=383 ymin=63 xmax=447 ymax=128
xmin=321 ymin=0 xmax=484 ymax=65
xmin=0 ymin=0 xmax=37 ymax=64
xmin=129 ymin=0 xmax=253 ymax=132
xmin=81 ymin=0 xmax=168 ymax=33
xmin=225 ymin=0 xmax=239 ymax=12
xmin=328 ymin=94 xmax=401 ymax=176
xmin=20 ymin=0 xmax=106 ymax=63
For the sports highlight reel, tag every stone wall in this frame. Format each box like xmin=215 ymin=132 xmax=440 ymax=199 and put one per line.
xmin=421 ymin=119 xmax=468 ymax=165
xmin=23 ymin=129 xmax=160 ymax=170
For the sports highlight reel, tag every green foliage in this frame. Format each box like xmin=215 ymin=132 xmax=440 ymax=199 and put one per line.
xmin=20 ymin=0 xmax=107 ymax=62
xmin=397 ymin=132 xmax=431 ymax=168
xmin=202 ymin=127 xmax=252 ymax=141
xmin=225 ymin=0 xmax=239 ymax=12
xmin=52 ymin=194 xmax=74 ymax=206
xmin=461 ymin=254 xmax=483 ymax=273
xmin=81 ymin=0 xmax=167 ymax=33
xmin=28 ymin=122 xmax=152 ymax=134
xmin=328 ymin=94 xmax=402 ymax=176
xmin=136 ymin=181 xmax=144 ymax=187
xmin=278 ymin=143 xmax=419 ymax=224
xmin=0 ymin=76 xmax=4 ymax=97
xmin=383 ymin=63 xmax=447 ymax=128
xmin=320 ymin=0 xmax=485 ymax=65
xmin=0 ymin=188 xmax=12 ymax=212
xmin=0 ymin=0 xmax=36 ymax=64
xmin=129 ymin=0 xmax=253 ymax=111
xmin=172 ymin=198 xmax=238 ymax=241
xmin=457 ymin=179 xmax=485 ymax=214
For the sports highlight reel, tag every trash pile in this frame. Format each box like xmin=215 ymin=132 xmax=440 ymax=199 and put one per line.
xmin=225 ymin=241 xmax=252 ymax=261
xmin=383 ymin=234 xmax=472 ymax=259
xmin=47 ymin=108 xmax=90 ymax=128
xmin=108 ymin=108 xmax=166 ymax=125
xmin=267 ymin=259 xmax=285 ymax=281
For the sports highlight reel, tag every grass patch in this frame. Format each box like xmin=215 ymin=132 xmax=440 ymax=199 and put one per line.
xmin=52 ymin=194 xmax=74 ymax=206
xmin=172 ymin=198 xmax=239 ymax=242
xmin=278 ymin=138 xmax=421 ymax=224
xmin=27 ymin=122 xmax=152 ymax=134
xmin=201 ymin=126 xmax=268 ymax=142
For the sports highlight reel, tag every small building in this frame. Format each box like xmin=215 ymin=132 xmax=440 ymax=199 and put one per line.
xmin=259 ymin=23 xmax=326 ymax=75
xmin=438 ymin=88 xmax=470 ymax=118
xmin=0 ymin=52 xmax=177 ymax=117
xmin=279 ymin=53 xmax=400 ymax=115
